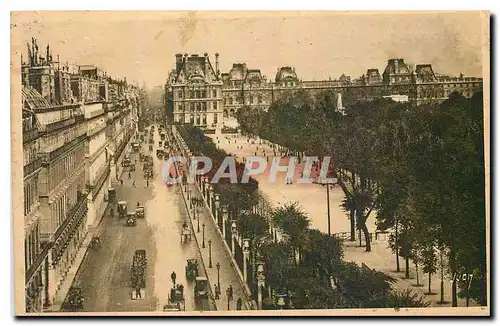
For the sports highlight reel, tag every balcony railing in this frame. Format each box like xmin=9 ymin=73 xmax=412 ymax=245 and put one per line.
xmin=44 ymin=117 xmax=76 ymax=133
xmin=89 ymin=164 xmax=111 ymax=198
xmin=23 ymin=128 xmax=39 ymax=144
xmin=25 ymin=191 xmax=88 ymax=283
xmin=23 ymin=158 xmax=42 ymax=177
xmin=41 ymin=134 xmax=87 ymax=165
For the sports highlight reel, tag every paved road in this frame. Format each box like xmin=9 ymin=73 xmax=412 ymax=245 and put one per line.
xmin=64 ymin=128 xmax=212 ymax=312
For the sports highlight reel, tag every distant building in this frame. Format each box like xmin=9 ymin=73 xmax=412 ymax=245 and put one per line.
xmin=165 ymin=53 xmax=224 ymax=130
xmin=165 ymin=55 xmax=483 ymax=130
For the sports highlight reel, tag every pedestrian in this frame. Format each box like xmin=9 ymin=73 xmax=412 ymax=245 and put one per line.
xmin=214 ymin=284 xmax=220 ymax=300
xmin=228 ymin=285 xmax=233 ymax=302
xmin=236 ymin=298 xmax=243 ymax=310
xmin=128 ymin=172 xmax=131 ymax=179
xmin=171 ymin=271 xmax=177 ymax=286
xmin=120 ymin=179 xmax=123 ymax=186
xmin=132 ymin=180 xmax=136 ymax=187
xmin=135 ymin=286 xmax=142 ymax=299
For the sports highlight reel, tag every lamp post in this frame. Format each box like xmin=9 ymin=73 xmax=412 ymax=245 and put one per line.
xmin=208 ymin=239 xmax=213 ymax=268
xmin=197 ymin=205 xmax=200 ymax=233
xmin=202 ymin=223 xmax=206 ymax=248
xmin=315 ymin=178 xmax=337 ymax=236
xmin=216 ymin=262 xmax=221 ymax=289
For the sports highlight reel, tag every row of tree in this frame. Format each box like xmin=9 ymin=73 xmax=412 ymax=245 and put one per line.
xmin=235 ymin=90 xmax=487 ymax=306
xmin=177 ymin=124 xmax=429 ymax=309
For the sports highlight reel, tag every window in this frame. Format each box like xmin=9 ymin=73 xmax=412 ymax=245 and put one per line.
xmin=202 ymin=115 xmax=207 ymax=125
xmin=258 ymin=95 xmax=262 ymax=104
xmin=213 ymin=90 xmax=217 ymax=98
xmin=214 ymin=113 xmax=218 ymax=124
xmin=178 ymin=90 xmax=183 ymax=99
xmin=202 ymin=90 xmax=206 ymax=98
xmin=213 ymin=101 xmax=218 ymax=110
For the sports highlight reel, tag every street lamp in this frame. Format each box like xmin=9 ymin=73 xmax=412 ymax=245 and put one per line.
xmin=197 ymin=205 xmax=200 ymax=233
xmin=216 ymin=262 xmax=221 ymax=289
xmin=314 ymin=178 xmax=337 ymax=236
xmin=208 ymin=239 xmax=213 ymax=268
xmin=202 ymin=223 xmax=206 ymax=248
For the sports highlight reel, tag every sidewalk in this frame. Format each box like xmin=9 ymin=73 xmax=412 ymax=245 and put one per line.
xmin=174 ymin=164 xmax=253 ymax=311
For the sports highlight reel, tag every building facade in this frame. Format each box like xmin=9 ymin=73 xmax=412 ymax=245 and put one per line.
xmin=165 ymin=53 xmax=224 ymax=130
xmin=21 ymin=38 xmax=139 ymax=312
xmin=166 ymin=55 xmax=483 ymax=129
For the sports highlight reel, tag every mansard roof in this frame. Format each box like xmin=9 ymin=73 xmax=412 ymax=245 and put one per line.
xmin=414 ymin=64 xmax=436 ymax=82
xmin=383 ymin=58 xmax=411 ymax=75
xmin=173 ymin=54 xmax=219 ymax=84
xmin=275 ymin=66 xmax=298 ymax=83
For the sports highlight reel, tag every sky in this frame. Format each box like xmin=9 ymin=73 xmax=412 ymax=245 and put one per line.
xmin=11 ymin=11 xmax=486 ymax=89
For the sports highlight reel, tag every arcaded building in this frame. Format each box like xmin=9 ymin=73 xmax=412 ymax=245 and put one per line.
xmin=21 ymin=39 xmax=139 ymax=311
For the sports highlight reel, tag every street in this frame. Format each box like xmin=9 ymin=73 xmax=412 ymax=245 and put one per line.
xmin=64 ymin=129 xmax=213 ymax=312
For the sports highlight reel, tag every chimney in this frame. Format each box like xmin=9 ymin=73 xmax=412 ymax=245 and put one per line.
xmin=215 ymin=52 xmax=220 ymax=75
xmin=175 ymin=53 xmax=183 ymax=71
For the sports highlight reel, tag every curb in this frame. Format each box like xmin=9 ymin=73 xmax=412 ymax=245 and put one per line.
xmin=192 ymin=182 xmax=256 ymax=311
xmin=169 ymin=133 xmax=257 ymax=310
xmin=172 ymin=155 xmax=218 ymax=311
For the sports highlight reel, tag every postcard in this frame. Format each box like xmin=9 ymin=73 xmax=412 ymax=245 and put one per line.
xmin=11 ymin=11 xmax=490 ymax=316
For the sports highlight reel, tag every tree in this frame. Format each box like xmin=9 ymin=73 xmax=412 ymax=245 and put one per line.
xmin=302 ymin=229 xmax=343 ymax=278
xmin=271 ymin=203 xmax=311 ymax=264
xmin=335 ymin=261 xmax=395 ymax=308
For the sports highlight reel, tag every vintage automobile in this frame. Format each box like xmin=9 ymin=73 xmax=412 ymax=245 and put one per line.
xmin=156 ymin=149 xmax=164 ymax=159
xmin=122 ymin=157 xmax=131 ymax=167
xmin=90 ymin=235 xmax=101 ymax=250
xmin=160 ymin=132 xmax=166 ymax=141
xmin=118 ymin=201 xmax=128 ymax=219
xmin=194 ymin=277 xmax=209 ymax=303
xmin=132 ymin=142 xmax=140 ymax=152
xmin=126 ymin=212 xmax=137 ymax=226
xmin=167 ymin=284 xmax=185 ymax=311
xmin=66 ymin=287 xmax=84 ymax=310
xmin=129 ymin=164 xmax=136 ymax=172
xmin=159 ymin=140 xmax=163 ymax=148
xmin=185 ymin=259 xmax=199 ymax=281
xmin=136 ymin=206 xmax=145 ymax=218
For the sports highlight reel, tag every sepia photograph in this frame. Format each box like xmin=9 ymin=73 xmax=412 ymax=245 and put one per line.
xmin=10 ymin=10 xmax=490 ymax=316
